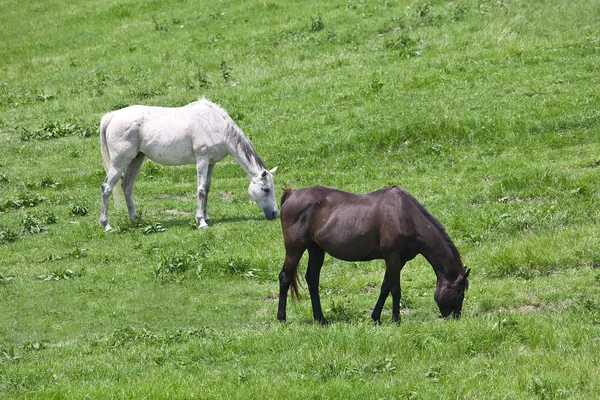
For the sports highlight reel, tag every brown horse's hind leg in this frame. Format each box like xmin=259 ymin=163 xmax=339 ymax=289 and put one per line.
xmin=306 ymin=245 xmax=327 ymax=325
xmin=277 ymin=248 xmax=304 ymax=323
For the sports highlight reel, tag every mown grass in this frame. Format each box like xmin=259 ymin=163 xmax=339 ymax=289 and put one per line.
xmin=1 ymin=0 xmax=600 ymax=398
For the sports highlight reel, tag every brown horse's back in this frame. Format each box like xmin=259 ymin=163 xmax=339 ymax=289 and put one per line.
xmin=280 ymin=186 xmax=423 ymax=262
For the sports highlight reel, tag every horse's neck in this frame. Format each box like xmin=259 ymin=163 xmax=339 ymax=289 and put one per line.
xmin=229 ymin=148 xmax=262 ymax=178
xmin=225 ymin=126 xmax=264 ymax=179
xmin=420 ymin=229 xmax=462 ymax=282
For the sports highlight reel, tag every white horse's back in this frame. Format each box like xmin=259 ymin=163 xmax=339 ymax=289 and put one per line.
xmin=104 ymin=100 xmax=231 ymax=166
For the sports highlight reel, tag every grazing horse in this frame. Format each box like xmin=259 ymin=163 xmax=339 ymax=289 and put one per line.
xmin=99 ymin=98 xmax=278 ymax=231
xmin=277 ymin=185 xmax=470 ymax=325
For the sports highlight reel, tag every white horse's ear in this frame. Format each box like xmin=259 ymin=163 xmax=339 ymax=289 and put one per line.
xmin=269 ymin=166 xmax=278 ymax=174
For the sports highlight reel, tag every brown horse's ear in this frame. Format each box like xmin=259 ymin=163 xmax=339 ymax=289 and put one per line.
xmin=464 ymin=268 xmax=471 ymax=279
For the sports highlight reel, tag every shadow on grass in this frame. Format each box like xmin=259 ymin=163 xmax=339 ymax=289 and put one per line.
xmin=159 ymin=214 xmax=272 ymax=228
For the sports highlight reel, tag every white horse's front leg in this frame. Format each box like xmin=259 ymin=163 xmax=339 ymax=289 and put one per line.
xmin=195 ymin=157 xmax=210 ymax=229
xmin=203 ymin=163 xmax=215 ymax=223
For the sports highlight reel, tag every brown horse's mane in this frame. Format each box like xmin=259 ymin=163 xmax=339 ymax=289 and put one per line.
xmin=386 ymin=186 xmax=466 ymax=284
xmin=281 ymin=187 xmax=295 ymax=207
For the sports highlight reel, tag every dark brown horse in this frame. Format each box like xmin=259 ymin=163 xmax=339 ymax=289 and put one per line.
xmin=277 ymin=185 xmax=470 ymax=325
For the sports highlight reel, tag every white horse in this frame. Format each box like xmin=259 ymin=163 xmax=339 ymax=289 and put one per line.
xmin=99 ymin=98 xmax=278 ymax=231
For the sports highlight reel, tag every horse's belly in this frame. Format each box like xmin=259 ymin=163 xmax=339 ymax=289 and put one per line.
xmin=315 ymin=233 xmax=382 ymax=262
xmin=142 ymin=144 xmax=197 ymax=165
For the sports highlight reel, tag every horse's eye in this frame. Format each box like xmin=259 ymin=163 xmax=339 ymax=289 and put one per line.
xmin=262 ymin=188 xmax=270 ymax=194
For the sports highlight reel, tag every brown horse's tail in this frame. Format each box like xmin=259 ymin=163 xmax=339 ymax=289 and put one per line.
xmin=288 ymin=264 xmax=302 ymax=300
xmin=280 ymin=187 xmax=302 ymax=300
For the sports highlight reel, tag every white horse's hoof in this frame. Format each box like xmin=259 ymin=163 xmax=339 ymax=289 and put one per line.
xmin=104 ymin=224 xmax=113 ymax=232
xmin=198 ymin=221 xmax=209 ymax=229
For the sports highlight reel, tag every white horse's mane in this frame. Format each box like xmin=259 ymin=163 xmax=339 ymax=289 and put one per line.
xmin=197 ymin=97 xmax=266 ymax=170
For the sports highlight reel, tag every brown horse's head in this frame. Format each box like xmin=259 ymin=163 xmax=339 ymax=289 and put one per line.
xmin=434 ymin=268 xmax=470 ymax=318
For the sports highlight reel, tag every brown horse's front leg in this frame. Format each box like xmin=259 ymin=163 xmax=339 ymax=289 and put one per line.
xmin=373 ymin=256 xmax=403 ymax=324
xmin=371 ymin=277 xmax=390 ymax=323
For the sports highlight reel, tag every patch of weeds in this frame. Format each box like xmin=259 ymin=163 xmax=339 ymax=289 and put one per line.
xmin=108 ymin=326 xmax=158 ymax=349
xmin=1 ymin=345 xmax=19 ymax=362
xmin=225 ymin=256 xmax=250 ymax=275
xmin=71 ymin=204 xmax=89 ymax=216
xmin=451 ymin=3 xmax=470 ymax=23
xmin=378 ymin=16 xmax=406 ymax=34
xmin=220 ymin=60 xmax=233 ymax=82
xmin=20 ymin=121 xmax=92 ymax=141
xmin=369 ymin=72 xmax=384 ymax=93
xmin=382 ymin=33 xmax=422 ymax=58
xmin=0 ymin=174 xmax=9 ymax=185
xmin=31 ymin=176 xmax=60 ymax=189
xmin=17 ymin=210 xmax=57 ymax=235
xmin=23 ymin=341 xmax=47 ymax=351
xmin=309 ymin=15 xmax=325 ymax=33
xmin=425 ymin=364 xmax=445 ymax=382
xmin=141 ymin=222 xmax=165 ymax=235
xmin=37 ymin=268 xmax=83 ymax=281
xmin=37 ymin=210 xmax=58 ymax=225
xmin=415 ymin=2 xmax=431 ymax=18
xmin=401 ymin=2 xmax=443 ymax=27
xmin=38 ymin=254 xmax=62 ymax=263
xmin=1 ymin=192 xmax=45 ymax=211
xmin=326 ymin=296 xmax=362 ymax=322
xmin=209 ymin=33 xmax=224 ymax=47
xmin=187 ymin=71 xmax=211 ymax=89
xmin=141 ymin=161 xmax=165 ymax=179
xmin=67 ymin=246 xmax=87 ymax=259
xmin=118 ymin=214 xmax=166 ymax=235
xmin=0 ymin=273 xmax=14 ymax=284
xmin=38 ymin=247 xmax=86 ymax=263
xmin=155 ymin=251 xmax=202 ymax=283
xmin=152 ymin=17 xmax=168 ymax=31
xmin=0 ymin=227 xmax=18 ymax=244
xmin=527 ymin=376 xmax=571 ymax=400
xmin=19 ymin=214 xmax=48 ymax=234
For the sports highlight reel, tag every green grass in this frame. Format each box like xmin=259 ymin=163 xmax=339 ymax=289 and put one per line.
xmin=1 ymin=0 xmax=600 ymax=398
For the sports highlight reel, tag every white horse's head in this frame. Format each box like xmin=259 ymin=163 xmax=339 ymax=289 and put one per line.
xmin=248 ymin=166 xmax=278 ymax=220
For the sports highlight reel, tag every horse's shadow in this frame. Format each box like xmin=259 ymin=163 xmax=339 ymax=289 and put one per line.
xmin=160 ymin=215 xmax=269 ymax=229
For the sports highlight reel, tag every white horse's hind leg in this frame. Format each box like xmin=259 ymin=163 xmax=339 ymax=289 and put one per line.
xmin=100 ymin=166 xmax=125 ymax=231
xmin=121 ymin=152 xmax=145 ymax=221
xmin=195 ymin=157 xmax=210 ymax=229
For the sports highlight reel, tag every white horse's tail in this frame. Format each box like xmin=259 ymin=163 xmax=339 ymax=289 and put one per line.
xmin=99 ymin=112 xmax=124 ymax=207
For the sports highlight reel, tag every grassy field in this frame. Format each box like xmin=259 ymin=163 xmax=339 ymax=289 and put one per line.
xmin=1 ymin=0 xmax=600 ymax=398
